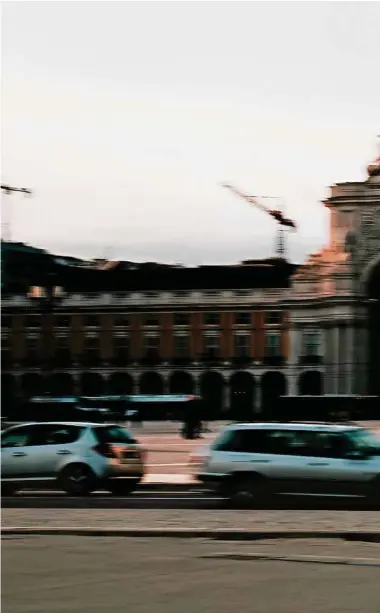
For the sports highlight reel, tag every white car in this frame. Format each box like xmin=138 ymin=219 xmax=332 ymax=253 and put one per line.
xmin=191 ymin=422 xmax=380 ymax=506
xmin=1 ymin=422 xmax=145 ymax=496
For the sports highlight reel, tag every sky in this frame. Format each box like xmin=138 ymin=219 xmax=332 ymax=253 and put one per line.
xmin=2 ymin=1 xmax=380 ymax=265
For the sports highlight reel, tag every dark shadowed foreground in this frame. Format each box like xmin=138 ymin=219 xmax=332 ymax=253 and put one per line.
xmin=2 ymin=536 xmax=380 ymax=613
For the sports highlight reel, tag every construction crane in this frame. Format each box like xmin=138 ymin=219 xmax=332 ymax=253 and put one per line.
xmin=221 ymin=183 xmax=296 ymax=259
xmin=1 ymin=183 xmax=32 ymax=242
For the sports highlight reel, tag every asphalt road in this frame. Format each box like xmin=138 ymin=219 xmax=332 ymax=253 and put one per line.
xmin=2 ymin=535 xmax=380 ymax=613
xmin=2 ymin=489 xmax=379 ymax=510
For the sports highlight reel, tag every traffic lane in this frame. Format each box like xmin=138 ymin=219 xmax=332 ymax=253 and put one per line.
xmin=2 ymin=536 xmax=380 ymax=613
xmin=2 ymin=491 xmax=380 ymax=510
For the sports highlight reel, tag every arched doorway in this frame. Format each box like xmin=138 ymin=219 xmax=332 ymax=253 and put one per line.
xmin=48 ymin=373 xmax=75 ymax=396
xmin=108 ymin=372 xmax=134 ymax=395
xmin=139 ymin=372 xmax=164 ymax=395
xmin=230 ymin=372 xmax=255 ymax=421
xmin=261 ymin=371 xmax=287 ymax=420
xmin=169 ymin=371 xmax=194 ymax=395
xmin=80 ymin=372 xmax=105 ymax=396
xmin=200 ymin=371 xmax=224 ymax=420
xmin=20 ymin=373 xmax=43 ymax=399
xmin=298 ymin=371 xmax=323 ymax=396
xmin=367 ymin=258 xmax=380 ymax=396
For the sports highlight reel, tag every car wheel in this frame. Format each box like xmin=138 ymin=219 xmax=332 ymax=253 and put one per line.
xmin=366 ymin=477 xmax=380 ymax=509
xmin=58 ymin=464 xmax=96 ymax=496
xmin=1 ymin=483 xmax=17 ymax=496
xmin=227 ymin=475 xmax=268 ymax=509
xmin=107 ymin=478 xmax=140 ymax=496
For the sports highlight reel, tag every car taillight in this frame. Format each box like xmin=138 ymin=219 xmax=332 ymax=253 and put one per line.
xmin=93 ymin=443 xmax=116 ymax=458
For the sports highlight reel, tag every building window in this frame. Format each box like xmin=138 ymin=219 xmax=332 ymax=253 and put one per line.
xmin=84 ymin=315 xmax=99 ymax=327
xmin=113 ymin=337 xmax=130 ymax=362
xmin=1 ymin=316 xmax=11 ymax=329
xmin=265 ymin=311 xmax=282 ymax=325
xmin=83 ymin=336 xmax=99 ymax=364
xmin=54 ymin=335 xmax=71 ymax=364
xmin=26 ymin=336 xmax=39 ymax=361
xmin=235 ymin=312 xmax=251 ymax=326
xmin=203 ymin=334 xmax=220 ymax=357
xmin=114 ymin=316 xmax=130 ymax=328
xmin=234 ymin=333 xmax=251 ymax=358
xmin=173 ymin=334 xmax=190 ymax=358
xmin=173 ymin=313 xmax=189 ymax=326
xmin=55 ymin=315 xmax=71 ymax=328
xmin=25 ymin=315 xmax=41 ymax=328
xmin=143 ymin=314 xmax=160 ymax=326
xmin=203 ymin=313 xmax=220 ymax=326
xmin=302 ymin=330 xmax=320 ymax=357
xmin=265 ymin=331 xmax=281 ymax=357
xmin=235 ymin=290 xmax=250 ymax=297
xmin=143 ymin=335 xmax=160 ymax=357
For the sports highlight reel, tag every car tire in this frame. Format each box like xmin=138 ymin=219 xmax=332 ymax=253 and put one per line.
xmin=107 ymin=478 xmax=141 ymax=496
xmin=366 ymin=477 xmax=380 ymax=509
xmin=227 ymin=474 xmax=269 ymax=509
xmin=58 ymin=464 xmax=97 ymax=496
xmin=1 ymin=483 xmax=17 ymax=496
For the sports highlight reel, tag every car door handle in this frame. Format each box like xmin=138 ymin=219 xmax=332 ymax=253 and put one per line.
xmin=56 ymin=450 xmax=72 ymax=455
xmin=307 ymin=462 xmax=329 ymax=466
xmin=11 ymin=451 xmax=27 ymax=457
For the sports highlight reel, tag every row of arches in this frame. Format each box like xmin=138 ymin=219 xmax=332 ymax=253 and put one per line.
xmin=2 ymin=370 xmax=323 ymax=419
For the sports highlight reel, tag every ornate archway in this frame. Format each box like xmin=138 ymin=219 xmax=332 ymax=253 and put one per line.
xmin=20 ymin=373 xmax=43 ymax=398
xmin=169 ymin=371 xmax=194 ymax=395
xmin=47 ymin=373 xmax=75 ymax=396
xmin=108 ymin=372 xmax=134 ymax=395
xmin=298 ymin=371 xmax=323 ymax=395
xmin=367 ymin=257 xmax=380 ymax=395
xmin=199 ymin=371 xmax=224 ymax=420
xmin=80 ymin=372 xmax=105 ymax=396
xmin=261 ymin=371 xmax=287 ymax=420
xmin=139 ymin=372 xmax=164 ymax=395
xmin=229 ymin=372 xmax=255 ymax=421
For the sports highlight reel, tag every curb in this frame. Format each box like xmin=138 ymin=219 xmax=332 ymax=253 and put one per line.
xmin=2 ymin=527 xmax=380 ymax=542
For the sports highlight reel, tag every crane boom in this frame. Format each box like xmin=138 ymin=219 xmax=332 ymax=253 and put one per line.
xmin=221 ymin=182 xmax=297 ymax=258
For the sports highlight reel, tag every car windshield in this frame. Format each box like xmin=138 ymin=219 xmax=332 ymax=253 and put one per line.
xmin=346 ymin=429 xmax=380 ymax=452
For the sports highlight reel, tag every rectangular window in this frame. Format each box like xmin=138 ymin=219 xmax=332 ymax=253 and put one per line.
xmin=143 ymin=314 xmax=160 ymax=326
xmin=114 ymin=316 xmax=130 ymax=328
xmin=84 ymin=315 xmax=99 ymax=327
xmin=173 ymin=334 xmax=190 ymax=357
xmin=265 ymin=331 xmax=281 ymax=357
xmin=173 ymin=313 xmax=190 ymax=326
xmin=1 ymin=316 xmax=11 ymax=329
xmin=203 ymin=334 xmax=220 ymax=357
xmin=203 ymin=313 xmax=220 ymax=326
xmin=265 ymin=311 xmax=282 ymax=325
xmin=113 ymin=336 xmax=130 ymax=359
xmin=235 ymin=312 xmax=251 ymax=325
xmin=143 ymin=335 xmax=160 ymax=352
xmin=302 ymin=330 xmax=320 ymax=356
xmin=55 ymin=315 xmax=71 ymax=328
xmin=234 ymin=333 xmax=251 ymax=358
xmin=25 ymin=315 xmax=41 ymax=328
xmin=26 ymin=336 xmax=39 ymax=359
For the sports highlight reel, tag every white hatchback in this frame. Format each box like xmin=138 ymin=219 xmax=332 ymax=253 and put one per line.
xmin=1 ymin=422 xmax=145 ymax=495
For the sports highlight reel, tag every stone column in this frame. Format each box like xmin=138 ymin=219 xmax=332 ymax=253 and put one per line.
xmin=323 ymin=324 xmax=335 ymax=394
xmin=287 ymin=324 xmax=301 ymax=396
xmin=345 ymin=325 xmax=355 ymax=394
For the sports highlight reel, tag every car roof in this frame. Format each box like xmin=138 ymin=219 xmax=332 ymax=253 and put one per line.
xmin=2 ymin=422 xmax=123 ymax=430
xmin=225 ymin=422 xmax=362 ymax=433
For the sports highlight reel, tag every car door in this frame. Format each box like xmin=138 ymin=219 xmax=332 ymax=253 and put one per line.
xmin=1 ymin=425 xmax=35 ymax=479
xmin=20 ymin=424 xmax=82 ymax=479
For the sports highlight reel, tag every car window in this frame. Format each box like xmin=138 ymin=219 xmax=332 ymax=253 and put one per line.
xmin=1 ymin=427 xmax=34 ymax=448
xmin=28 ymin=425 xmax=83 ymax=446
xmin=95 ymin=426 xmax=136 ymax=445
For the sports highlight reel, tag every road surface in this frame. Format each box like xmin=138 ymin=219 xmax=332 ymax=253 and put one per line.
xmin=2 ymin=535 xmax=380 ymax=613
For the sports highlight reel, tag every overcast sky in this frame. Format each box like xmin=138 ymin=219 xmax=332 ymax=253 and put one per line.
xmin=2 ymin=1 xmax=380 ymax=265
